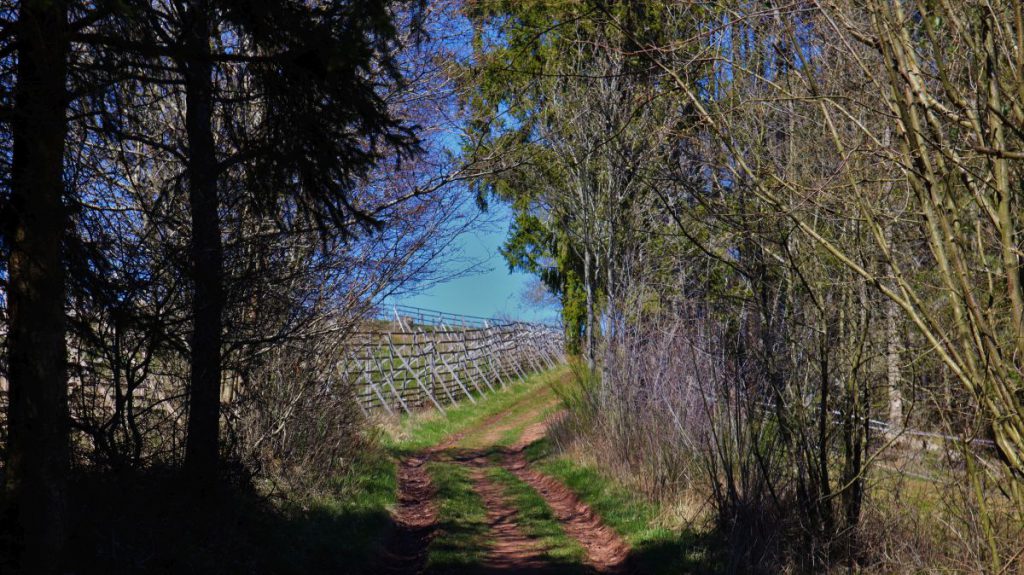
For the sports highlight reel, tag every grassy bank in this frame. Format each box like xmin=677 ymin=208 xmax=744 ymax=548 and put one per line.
xmin=386 ymin=367 xmax=569 ymax=452
xmin=524 ymin=438 xmax=719 ymax=574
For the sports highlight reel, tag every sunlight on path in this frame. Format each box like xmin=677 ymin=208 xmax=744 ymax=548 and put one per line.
xmin=379 ymin=367 xmax=631 ymax=574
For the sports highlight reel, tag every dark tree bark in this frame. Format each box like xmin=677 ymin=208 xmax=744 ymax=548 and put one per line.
xmin=180 ymin=0 xmax=224 ymax=492
xmin=4 ymin=1 xmax=71 ymax=572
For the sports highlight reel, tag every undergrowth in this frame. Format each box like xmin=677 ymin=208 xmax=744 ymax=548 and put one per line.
xmin=54 ymin=445 xmax=396 ymax=574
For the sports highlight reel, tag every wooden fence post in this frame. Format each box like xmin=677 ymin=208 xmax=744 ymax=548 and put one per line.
xmin=353 ymin=306 xmax=564 ymax=414
xmin=389 ymin=335 xmax=445 ymax=414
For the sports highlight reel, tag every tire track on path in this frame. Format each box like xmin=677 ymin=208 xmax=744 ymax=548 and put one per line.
xmin=468 ymin=464 xmax=551 ymax=574
xmin=502 ymin=419 xmax=631 ymax=574
xmin=380 ymin=373 xmax=631 ymax=574
xmin=377 ymin=397 xmax=534 ymax=573
xmin=453 ymin=393 xmax=630 ymax=573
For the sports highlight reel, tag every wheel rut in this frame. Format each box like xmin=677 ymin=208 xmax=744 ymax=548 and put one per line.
xmin=379 ymin=379 xmax=631 ymax=574
xmin=469 ymin=466 xmax=551 ymax=574
xmin=377 ymin=401 xmax=529 ymax=573
xmin=501 ymin=448 xmax=629 ymax=573
xmin=376 ymin=455 xmax=438 ymax=573
xmin=499 ymin=417 xmax=630 ymax=574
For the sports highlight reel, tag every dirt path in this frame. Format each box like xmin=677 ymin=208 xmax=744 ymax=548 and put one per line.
xmin=496 ymin=415 xmax=630 ymax=573
xmin=469 ymin=467 xmax=550 ymax=573
xmin=380 ymin=378 xmax=630 ymax=574
xmin=502 ymin=448 xmax=629 ymax=573
xmin=378 ymin=402 xmax=530 ymax=572
xmin=376 ymin=455 xmax=438 ymax=573
xmin=461 ymin=386 xmax=555 ymax=449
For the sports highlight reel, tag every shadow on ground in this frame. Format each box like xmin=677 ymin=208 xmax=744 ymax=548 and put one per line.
xmin=620 ymin=530 xmax=721 ymax=575
xmin=1 ymin=462 xmax=722 ymax=574
xmin=0 ymin=467 xmax=392 ymax=575
xmin=423 ymin=527 xmax=720 ymax=575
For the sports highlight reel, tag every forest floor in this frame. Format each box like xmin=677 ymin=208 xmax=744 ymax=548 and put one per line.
xmin=368 ymin=367 xmax=716 ymax=574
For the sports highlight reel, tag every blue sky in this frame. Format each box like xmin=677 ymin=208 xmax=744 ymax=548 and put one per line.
xmin=380 ymin=8 xmax=560 ymax=326
xmin=384 ymin=203 xmax=559 ymax=325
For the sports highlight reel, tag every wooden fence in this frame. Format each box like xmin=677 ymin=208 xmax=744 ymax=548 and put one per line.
xmin=342 ymin=305 xmax=565 ymax=415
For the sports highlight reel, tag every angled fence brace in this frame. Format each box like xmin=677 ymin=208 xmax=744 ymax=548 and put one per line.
xmin=359 ymin=357 xmax=392 ymax=416
xmin=461 ymin=331 xmax=496 ymax=393
xmin=372 ymin=347 xmax=411 ymax=415
xmin=346 ymin=363 xmax=369 ymax=417
xmin=425 ymin=339 xmax=458 ymax=406
xmin=503 ymin=329 xmax=528 ymax=382
xmin=523 ymin=335 xmax=544 ymax=374
xmin=438 ymin=322 xmax=482 ymax=399
xmin=415 ymin=330 xmax=456 ymax=407
xmin=434 ymin=335 xmax=476 ymax=403
xmin=349 ymin=305 xmax=564 ymax=414
xmin=441 ymin=322 xmax=480 ymax=398
xmin=483 ymin=326 xmax=511 ymax=388
xmin=389 ymin=335 xmax=445 ymax=414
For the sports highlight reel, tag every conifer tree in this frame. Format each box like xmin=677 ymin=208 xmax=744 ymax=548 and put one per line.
xmin=86 ymin=0 xmax=421 ymax=489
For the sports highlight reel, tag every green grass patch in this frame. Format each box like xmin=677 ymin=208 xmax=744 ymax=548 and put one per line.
xmin=389 ymin=366 xmax=568 ymax=452
xmin=247 ymin=448 xmax=399 ymax=574
xmin=425 ymin=462 xmax=491 ymax=570
xmin=321 ymin=450 xmax=397 ymax=563
xmin=463 ymin=383 xmax=558 ymax=449
xmin=485 ymin=467 xmax=588 ymax=568
xmin=526 ymin=438 xmax=719 ymax=574
xmin=492 ymin=401 xmax=552 ymax=448
xmin=489 ymin=393 xmax=565 ymax=449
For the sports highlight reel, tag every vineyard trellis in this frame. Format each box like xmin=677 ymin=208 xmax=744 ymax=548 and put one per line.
xmin=341 ymin=305 xmax=565 ymax=415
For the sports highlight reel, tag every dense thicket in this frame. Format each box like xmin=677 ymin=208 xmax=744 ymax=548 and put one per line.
xmin=466 ymin=1 xmax=1024 ymax=572
xmin=0 ymin=1 xmax=477 ymax=572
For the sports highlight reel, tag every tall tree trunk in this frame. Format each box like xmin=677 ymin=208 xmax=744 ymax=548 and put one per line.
xmin=605 ymin=217 xmax=615 ymax=342
xmin=4 ymin=1 xmax=71 ymax=572
xmin=883 ymin=221 xmax=904 ymax=428
xmin=181 ymin=0 xmax=224 ymax=492
xmin=583 ymin=244 xmax=596 ymax=371
xmin=886 ymin=298 xmax=904 ymax=427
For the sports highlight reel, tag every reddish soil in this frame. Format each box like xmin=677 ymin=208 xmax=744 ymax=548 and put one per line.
xmin=378 ymin=392 xmax=631 ymax=574
xmin=375 ymin=454 xmax=438 ymax=573
xmin=503 ymin=448 xmax=630 ymax=573
xmin=470 ymin=468 xmax=551 ymax=573
xmin=376 ymin=404 xmax=529 ymax=572
xmin=438 ymin=405 xmax=523 ymax=450
xmin=502 ymin=415 xmax=630 ymax=574
xmin=464 ymin=387 xmax=555 ymax=448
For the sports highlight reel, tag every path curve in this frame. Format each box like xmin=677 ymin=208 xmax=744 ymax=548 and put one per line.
xmin=504 ymin=417 xmax=630 ymax=573
xmin=377 ymin=401 xmax=536 ymax=572
xmin=379 ymin=376 xmax=631 ymax=574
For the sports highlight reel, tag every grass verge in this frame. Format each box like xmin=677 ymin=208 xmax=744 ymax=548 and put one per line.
xmin=524 ymin=438 xmax=719 ymax=574
xmin=276 ymin=449 xmax=398 ymax=571
xmin=425 ymin=462 xmax=491 ymax=571
xmin=485 ymin=466 xmax=588 ymax=567
xmin=388 ymin=366 xmax=568 ymax=452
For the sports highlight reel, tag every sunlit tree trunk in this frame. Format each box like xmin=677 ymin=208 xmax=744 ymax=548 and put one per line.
xmin=886 ymin=296 xmax=904 ymax=427
xmin=583 ymin=244 xmax=596 ymax=371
